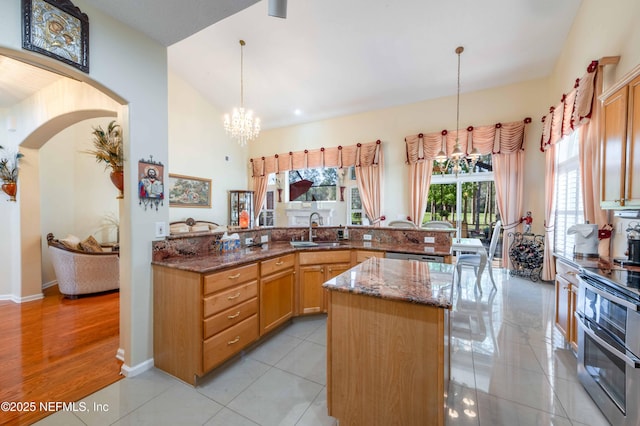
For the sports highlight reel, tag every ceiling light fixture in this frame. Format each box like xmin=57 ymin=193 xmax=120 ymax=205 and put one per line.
xmin=435 ymin=46 xmax=480 ymax=176
xmin=224 ymin=40 xmax=260 ymax=147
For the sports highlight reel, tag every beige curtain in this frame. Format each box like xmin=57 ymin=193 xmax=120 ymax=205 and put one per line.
xmin=355 ymin=143 xmax=384 ymax=226
xmin=579 ymin=64 xmax=609 ymax=258
xmin=542 ymin=144 xmax=556 ymax=281
xmin=404 ymin=119 xmax=530 ymax=228
xmin=409 ymin=161 xmax=432 ymax=226
xmin=250 ymin=140 xmax=383 ymax=225
xmin=252 ymin=175 xmax=268 ymax=225
xmin=493 ymin=151 xmax=524 ymax=268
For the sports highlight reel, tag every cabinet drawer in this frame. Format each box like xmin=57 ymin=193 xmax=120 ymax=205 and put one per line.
xmin=261 ymin=254 xmax=295 ymax=276
xmin=355 ymin=250 xmax=384 ymax=263
xmin=556 ymin=259 xmax=579 ymax=286
xmin=203 ymin=297 xmax=258 ymax=339
xmin=204 ymin=263 xmax=258 ymax=295
xmin=203 ymin=281 xmax=258 ymax=317
xmin=203 ymin=314 xmax=258 ymax=372
xmin=299 ymin=250 xmax=351 ymax=265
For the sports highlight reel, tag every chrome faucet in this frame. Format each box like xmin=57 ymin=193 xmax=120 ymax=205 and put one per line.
xmin=309 ymin=211 xmax=322 ymax=242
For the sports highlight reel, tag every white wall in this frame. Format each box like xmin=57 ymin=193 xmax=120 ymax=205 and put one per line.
xmin=251 ymin=78 xmax=549 ymax=235
xmin=168 ymin=71 xmax=249 ymax=225
xmin=40 ymin=118 xmax=120 ymax=285
xmin=550 ymin=0 xmax=640 ymax=258
xmin=0 ymin=0 xmax=169 ymax=373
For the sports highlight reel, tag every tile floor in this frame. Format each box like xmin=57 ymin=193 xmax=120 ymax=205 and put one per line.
xmin=36 ymin=267 xmax=610 ymax=426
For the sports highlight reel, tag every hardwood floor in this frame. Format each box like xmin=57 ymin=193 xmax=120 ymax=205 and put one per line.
xmin=0 ymin=286 xmax=122 ymax=425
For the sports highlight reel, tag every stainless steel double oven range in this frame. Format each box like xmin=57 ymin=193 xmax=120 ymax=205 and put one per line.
xmin=576 ymin=267 xmax=640 ymax=426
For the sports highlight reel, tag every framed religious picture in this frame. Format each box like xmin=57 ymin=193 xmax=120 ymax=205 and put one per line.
xmin=22 ymin=0 xmax=90 ymax=73
xmin=168 ymin=174 xmax=212 ymax=208
xmin=138 ymin=157 xmax=164 ymax=211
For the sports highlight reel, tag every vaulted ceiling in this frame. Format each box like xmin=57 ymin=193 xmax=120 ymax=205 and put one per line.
xmin=2 ymin=0 xmax=582 ymax=130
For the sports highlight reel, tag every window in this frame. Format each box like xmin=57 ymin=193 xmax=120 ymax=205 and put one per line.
xmin=349 ymin=186 xmax=364 ymax=225
xmin=427 ymin=152 xmax=498 ymax=234
xmin=427 ymin=175 xmax=499 ymax=249
xmin=289 ymin=168 xmax=337 ymax=201
xmin=553 ymin=130 xmax=583 ymax=254
xmin=258 ymin=190 xmax=275 ymax=227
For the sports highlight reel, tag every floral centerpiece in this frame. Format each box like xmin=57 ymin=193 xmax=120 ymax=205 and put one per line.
xmin=0 ymin=145 xmax=24 ymax=201
xmin=83 ymin=121 xmax=124 ymax=198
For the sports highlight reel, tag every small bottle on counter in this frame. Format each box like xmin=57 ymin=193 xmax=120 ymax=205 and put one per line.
xmin=344 ymin=226 xmax=349 ymax=240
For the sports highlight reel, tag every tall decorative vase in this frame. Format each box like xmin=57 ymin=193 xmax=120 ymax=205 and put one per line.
xmin=1 ymin=181 xmax=17 ymax=201
xmin=110 ymin=170 xmax=124 ymax=199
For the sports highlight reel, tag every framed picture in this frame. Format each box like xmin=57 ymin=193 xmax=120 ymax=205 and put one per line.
xmin=138 ymin=158 xmax=164 ymax=211
xmin=22 ymin=0 xmax=90 ymax=73
xmin=168 ymin=174 xmax=212 ymax=208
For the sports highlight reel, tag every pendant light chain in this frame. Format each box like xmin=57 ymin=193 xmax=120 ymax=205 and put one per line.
xmin=240 ymin=40 xmax=245 ymax=109
xmin=434 ymin=46 xmax=480 ymax=176
xmin=456 ymin=46 xmax=462 ymax=141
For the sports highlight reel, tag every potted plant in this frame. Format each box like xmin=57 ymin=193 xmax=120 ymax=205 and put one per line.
xmin=0 ymin=145 xmax=24 ymax=201
xmin=84 ymin=121 xmax=124 ymax=198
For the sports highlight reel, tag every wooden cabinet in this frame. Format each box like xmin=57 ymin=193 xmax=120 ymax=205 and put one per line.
xmin=260 ymin=254 xmax=295 ymax=335
xmin=353 ymin=249 xmax=385 ymax=264
xmin=153 ymin=263 xmax=259 ymax=385
xmin=601 ymin=67 xmax=640 ymax=208
xmin=327 ymin=290 xmax=447 ymax=425
xmin=554 ymin=259 xmax=579 ymax=352
xmin=298 ymin=250 xmax=351 ymax=314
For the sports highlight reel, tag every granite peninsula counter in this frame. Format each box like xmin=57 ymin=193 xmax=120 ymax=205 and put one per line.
xmin=323 ymin=258 xmax=453 ymax=426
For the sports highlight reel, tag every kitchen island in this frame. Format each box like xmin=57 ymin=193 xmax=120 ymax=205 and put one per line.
xmin=323 ymin=257 xmax=454 ymax=426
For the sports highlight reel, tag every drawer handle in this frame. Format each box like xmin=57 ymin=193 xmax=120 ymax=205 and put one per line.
xmin=566 ymin=271 xmax=577 ymax=276
xmin=227 ymin=292 xmax=241 ymax=300
xmin=228 ymin=311 xmax=241 ymax=319
xmin=228 ymin=273 xmax=241 ymax=280
xmin=227 ymin=336 xmax=240 ymax=345
xmin=321 ymin=268 xmax=324 ymax=273
xmin=275 ymin=260 xmax=285 ymax=266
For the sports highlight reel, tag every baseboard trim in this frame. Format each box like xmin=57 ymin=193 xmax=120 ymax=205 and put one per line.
xmin=115 ymin=348 xmax=125 ymax=362
xmin=0 ymin=293 xmax=45 ymax=303
xmin=42 ymin=280 xmax=57 ymax=290
xmin=120 ymin=358 xmax=154 ymax=378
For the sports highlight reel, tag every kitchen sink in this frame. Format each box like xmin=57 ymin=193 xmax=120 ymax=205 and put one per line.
xmin=290 ymin=241 xmax=319 ymax=247
xmin=289 ymin=241 xmax=346 ymax=248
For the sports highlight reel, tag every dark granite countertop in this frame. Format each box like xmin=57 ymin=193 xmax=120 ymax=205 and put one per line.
xmin=151 ymin=240 xmax=452 ymax=274
xmin=323 ymin=257 xmax=454 ymax=309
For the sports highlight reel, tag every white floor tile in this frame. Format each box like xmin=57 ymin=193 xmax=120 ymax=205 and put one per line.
xmin=197 ymin=356 xmax=271 ymax=405
xmin=275 ymin=339 xmax=326 ymax=385
xmin=204 ymin=407 xmax=260 ymax=426
xmin=227 ymin=368 xmax=322 ymax=426
xmin=111 ymin=382 xmax=222 ymax=425
xmin=33 ymin=268 xmax=614 ymax=426
xmin=246 ymin=330 xmax=303 ymax=366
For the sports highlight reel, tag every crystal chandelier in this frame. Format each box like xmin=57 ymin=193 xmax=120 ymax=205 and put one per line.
xmin=435 ymin=46 xmax=480 ymax=176
xmin=224 ymin=40 xmax=261 ymax=147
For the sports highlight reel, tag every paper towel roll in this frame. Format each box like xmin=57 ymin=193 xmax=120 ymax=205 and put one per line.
xmin=567 ymin=224 xmax=599 ymax=256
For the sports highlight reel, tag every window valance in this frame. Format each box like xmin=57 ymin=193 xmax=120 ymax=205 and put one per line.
xmin=250 ymin=140 xmax=382 ymax=177
xmin=404 ymin=118 xmax=531 ymax=165
xmin=540 ymin=60 xmax=598 ymax=151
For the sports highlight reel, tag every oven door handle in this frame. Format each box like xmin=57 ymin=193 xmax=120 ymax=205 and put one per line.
xmin=579 ymin=278 xmax=639 ymax=312
xmin=576 ymin=313 xmax=640 ymax=368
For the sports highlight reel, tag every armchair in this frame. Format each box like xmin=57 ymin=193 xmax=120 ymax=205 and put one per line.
xmin=46 ymin=233 xmax=119 ymax=297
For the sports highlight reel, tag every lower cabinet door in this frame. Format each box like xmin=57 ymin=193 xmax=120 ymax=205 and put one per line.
xmin=203 ymin=314 xmax=258 ymax=372
xmin=299 ymin=265 xmax=326 ymax=314
xmin=260 ymin=269 xmax=294 ymax=335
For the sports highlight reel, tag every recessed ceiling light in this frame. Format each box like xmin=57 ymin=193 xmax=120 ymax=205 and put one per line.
xmin=294 ymin=109 xmax=303 ymax=116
